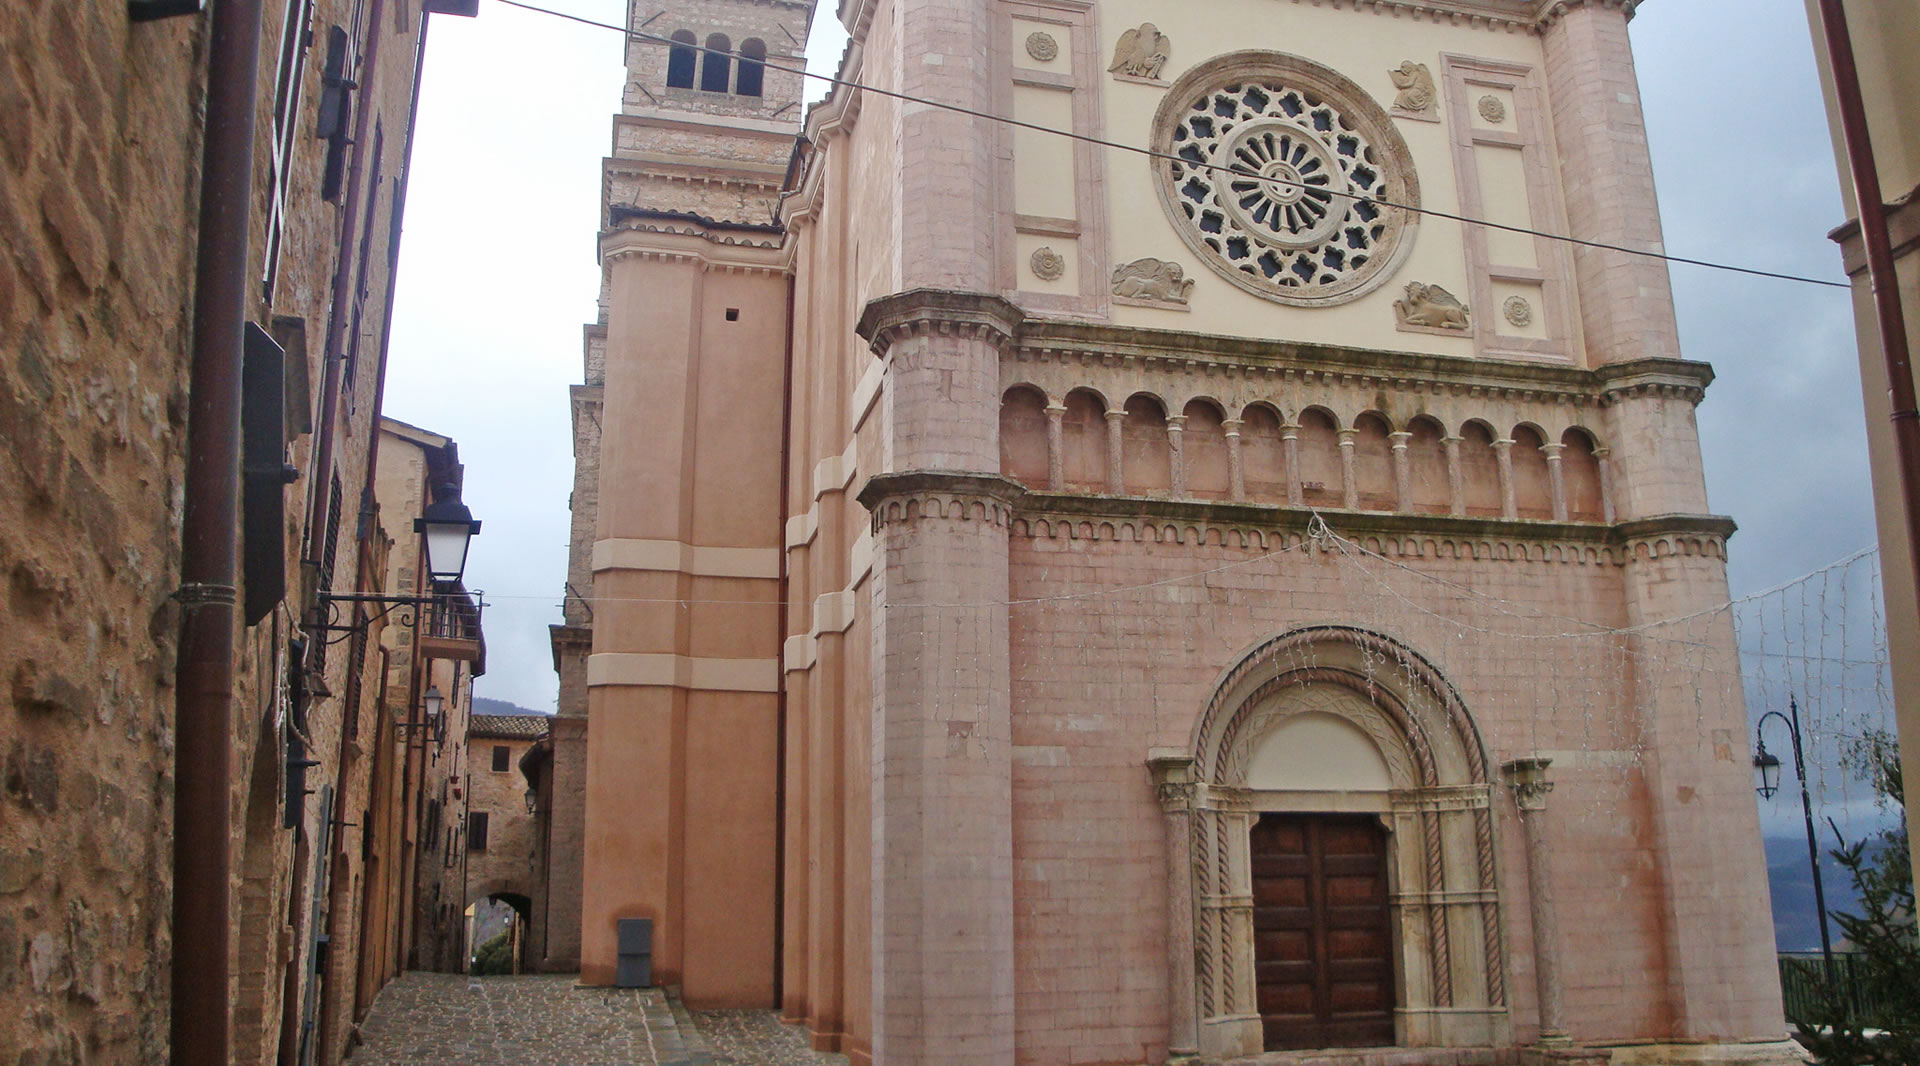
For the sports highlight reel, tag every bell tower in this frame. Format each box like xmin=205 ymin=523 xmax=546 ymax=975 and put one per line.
xmin=567 ymin=0 xmax=815 ymax=1001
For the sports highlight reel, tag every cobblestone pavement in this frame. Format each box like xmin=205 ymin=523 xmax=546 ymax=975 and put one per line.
xmin=691 ymin=1009 xmax=850 ymax=1066
xmin=349 ymin=972 xmax=849 ymax=1066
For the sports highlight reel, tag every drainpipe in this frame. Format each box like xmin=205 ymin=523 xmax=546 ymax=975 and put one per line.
xmin=773 ymin=269 xmax=796 ymax=1005
xmin=1816 ymin=0 xmax=1920 ymax=640
xmin=171 ymin=1 xmax=265 ymax=1062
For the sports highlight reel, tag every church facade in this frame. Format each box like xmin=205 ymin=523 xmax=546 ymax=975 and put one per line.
xmin=552 ymin=1 xmax=1798 ymax=1063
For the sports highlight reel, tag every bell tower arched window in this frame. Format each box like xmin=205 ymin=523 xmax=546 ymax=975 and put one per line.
xmin=736 ymin=38 xmax=766 ymax=97
xmin=666 ymin=30 xmax=696 ymax=89
xmin=700 ymin=33 xmax=731 ymax=93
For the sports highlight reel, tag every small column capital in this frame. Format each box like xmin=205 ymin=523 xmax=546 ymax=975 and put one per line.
xmin=1441 ymin=435 xmax=1464 ymax=446
xmin=1221 ymin=418 xmax=1243 ymax=434
xmin=1147 ymin=752 xmax=1197 ymax=812
xmin=1280 ymin=423 xmax=1301 ymax=441
xmin=1044 ymin=403 xmax=1068 ymax=416
xmin=1104 ymin=409 xmax=1126 ymax=422
xmin=1492 ymin=438 xmax=1516 ymax=451
xmin=1388 ymin=431 xmax=1413 ymax=449
xmin=1540 ymin=442 xmax=1566 ymax=459
xmin=1502 ymin=756 xmax=1555 ymax=811
xmin=1336 ymin=428 xmax=1359 ymax=445
xmin=1165 ymin=415 xmax=1187 ymax=430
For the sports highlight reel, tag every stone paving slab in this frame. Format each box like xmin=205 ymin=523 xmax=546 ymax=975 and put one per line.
xmin=689 ymin=1008 xmax=851 ymax=1066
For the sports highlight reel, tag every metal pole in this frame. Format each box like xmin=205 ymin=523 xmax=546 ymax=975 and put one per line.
xmin=171 ymin=0 xmax=264 ymax=1060
xmin=1786 ymin=698 xmax=1838 ymax=991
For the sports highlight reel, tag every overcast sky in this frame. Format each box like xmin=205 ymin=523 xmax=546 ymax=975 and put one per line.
xmin=381 ymin=0 xmax=1883 ymax=819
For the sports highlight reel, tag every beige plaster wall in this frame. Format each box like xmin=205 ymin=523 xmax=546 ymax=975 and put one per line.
xmin=1092 ymin=2 xmax=1555 ymax=356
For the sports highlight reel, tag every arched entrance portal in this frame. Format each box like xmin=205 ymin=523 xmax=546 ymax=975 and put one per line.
xmin=1151 ymin=626 xmax=1512 ymax=1059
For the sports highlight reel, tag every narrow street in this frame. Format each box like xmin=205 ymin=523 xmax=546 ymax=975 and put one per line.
xmin=349 ymin=973 xmax=848 ymax=1066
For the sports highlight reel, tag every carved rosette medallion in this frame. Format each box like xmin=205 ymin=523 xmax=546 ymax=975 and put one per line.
xmin=1025 ymin=31 xmax=1059 ymax=63
xmin=1502 ymin=295 xmax=1533 ymax=327
xmin=1030 ymin=246 xmax=1066 ymax=281
xmin=1478 ymin=94 xmax=1506 ymax=123
xmin=1151 ymin=52 xmax=1420 ymax=307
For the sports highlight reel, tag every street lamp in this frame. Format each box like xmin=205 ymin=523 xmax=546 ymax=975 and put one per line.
xmin=398 ymin=684 xmax=445 ymax=742
xmin=415 ymin=487 xmax=482 ymax=586
xmin=1753 ymin=695 xmax=1835 ymax=989
xmin=524 ymin=787 xmax=538 ymax=815
xmin=314 ymin=485 xmax=482 ymax=638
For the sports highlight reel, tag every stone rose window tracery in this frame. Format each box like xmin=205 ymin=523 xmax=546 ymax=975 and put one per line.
xmin=1152 ymin=52 xmax=1420 ymax=307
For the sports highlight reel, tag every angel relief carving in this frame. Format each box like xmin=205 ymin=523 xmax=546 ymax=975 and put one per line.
xmin=1389 ymin=60 xmax=1437 ymax=120
xmin=1108 ymin=23 xmax=1170 ymax=82
xmin=1394 ymin=282 xmax=1471 ymax=331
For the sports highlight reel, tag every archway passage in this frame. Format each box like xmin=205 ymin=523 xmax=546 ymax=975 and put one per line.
xmin=1251 ymin=812 xmax=1394 ymax=1051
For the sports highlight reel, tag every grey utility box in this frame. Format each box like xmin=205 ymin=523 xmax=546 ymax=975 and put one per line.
xmin=615 ymin=918 xmax=653 ymax=988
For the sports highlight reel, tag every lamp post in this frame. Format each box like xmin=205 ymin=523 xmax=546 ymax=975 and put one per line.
xmin=398 ymin=685 xmax=445 ymax=743
xmin=1754 ymin=696 xmax=1835 ymax=989
xmin=314 ymin=484 xmax=482 ymax=637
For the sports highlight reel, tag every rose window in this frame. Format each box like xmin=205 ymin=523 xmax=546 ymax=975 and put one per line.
xmin=1152 ymin=53 xmax=1420 ymax=307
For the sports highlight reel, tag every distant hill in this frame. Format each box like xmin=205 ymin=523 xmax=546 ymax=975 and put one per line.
xmin=1765 ymin=833 xmax=1863 ymax=952
xmin=471 ymin=696 xmax=551 ymax=718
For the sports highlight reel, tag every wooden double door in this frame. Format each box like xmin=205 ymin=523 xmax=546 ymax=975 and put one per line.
xmin=1250 ymin=812 xmax=1395 ymax=1050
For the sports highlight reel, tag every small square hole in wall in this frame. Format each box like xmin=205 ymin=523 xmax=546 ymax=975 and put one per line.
xmin=725 ymin=308 xmax=740 ymax=321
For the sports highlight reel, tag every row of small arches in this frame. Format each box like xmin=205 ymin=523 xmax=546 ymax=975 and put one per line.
xmin=666 ymin=32 xmax=767 ymax=97
xmin=999 ymin=386 xmax=1613 ymax=523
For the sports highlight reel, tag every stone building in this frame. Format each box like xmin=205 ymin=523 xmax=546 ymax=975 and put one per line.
xmin=556 ymin=0 xmax=1798 ymax=1063
xmin=1800 ymin=0 xmax=1920 ymax=890
xmin=0 ymin=2 xmax=479 ymax=1063
xmin=464 ymin=711 xmax=550 ymax=970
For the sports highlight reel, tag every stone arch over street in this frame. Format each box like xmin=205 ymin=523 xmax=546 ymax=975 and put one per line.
xmin=1152 ymin=625 xmax=1509 ymax=1059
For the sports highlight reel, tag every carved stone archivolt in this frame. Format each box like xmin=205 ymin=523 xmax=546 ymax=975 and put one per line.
xmin=1160 ymin=626 xmax=1509 ymax=1059
xmin=1389 ymin=60 xmax=1438 ymax=121
xmin=1025 ymin=31 xmax=1058 ymax=63
xmin=1394 ymin=281 xmax=1471 ymax=332
xmin=1108 ymin=23 xmax=1170 ymax=82
xmin=1151 ymin=52 xmax=1420 ymax=308
xmin=1030 ymin=246 xmax=1066 ymax=282
xmin=1111 ymin=257 xmax=1194 ymax=305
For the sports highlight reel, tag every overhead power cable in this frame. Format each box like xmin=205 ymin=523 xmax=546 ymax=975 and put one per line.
xmin=494 ymin=0 xmax=1849 ymax=291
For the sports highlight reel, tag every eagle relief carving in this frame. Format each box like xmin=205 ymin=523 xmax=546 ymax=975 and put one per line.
xmin=1389 ymin=61 xmax=1438 ymax=120
xmin=1112 ymin=258 xmax=1195 ymax=305
xmin=1108 ymin=23 xmax=1170 ymax=82
xmin=1394 ymin=282 xmax=1471 ymax=331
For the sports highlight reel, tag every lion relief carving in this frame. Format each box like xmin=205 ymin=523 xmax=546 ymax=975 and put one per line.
xmin=1394 ymin=282 xmax=1471 ymax=331
xmin=1112 ymin=258 xmax=1194 ymax=304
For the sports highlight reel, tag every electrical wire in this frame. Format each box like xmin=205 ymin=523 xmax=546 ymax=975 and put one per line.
xmin=494 ymin=0 xmax=1850 ymax=291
